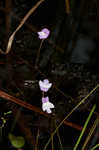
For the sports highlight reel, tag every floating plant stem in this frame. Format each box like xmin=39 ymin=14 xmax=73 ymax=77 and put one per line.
xmin=73 ymin=104 xmax=96 ymax=150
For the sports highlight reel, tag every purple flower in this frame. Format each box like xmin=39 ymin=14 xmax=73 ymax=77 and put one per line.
xmin=42 ymin=97 xmax=54 ymax=113
xmin=39 ymin=79 xmax=52 ymax=92
xmin=37 ymin=28 xmax=50 ymax=39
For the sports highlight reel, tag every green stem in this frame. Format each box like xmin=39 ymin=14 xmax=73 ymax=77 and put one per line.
xmin=51 ymin=133 xmax=54 ymax=150
xmin=35 ymin=129 xmax=39 ymax=150
xmin=82 ymin=116 xmax=99 ymax=150
xmin=91 ymin=143 xmax=99 ymax=150
xmin=73 ymin=104 xmax=96 ymax=150
xmin=55 ymin=120 xmax=63 ymax=150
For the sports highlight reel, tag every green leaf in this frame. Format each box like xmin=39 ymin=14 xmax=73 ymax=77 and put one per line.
xmin=8 ymin=133 xmax=25 ymax=148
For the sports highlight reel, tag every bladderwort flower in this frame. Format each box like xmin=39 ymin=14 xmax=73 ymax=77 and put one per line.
xmin=35 ymin=28 xmax=50 ymax=68
xmin=42 ymin=96 xmax=54 ymax=114
xmin=39 ymin=79 xmax=52 ymax=92
xmin=37 ymin=28 xmax=50 ymax=39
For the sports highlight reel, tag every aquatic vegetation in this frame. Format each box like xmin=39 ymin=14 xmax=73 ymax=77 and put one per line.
xmin=8 ymin=133 xmax=25 ymax=149
xmin=0 ymin=0 xmax=98 ymax=149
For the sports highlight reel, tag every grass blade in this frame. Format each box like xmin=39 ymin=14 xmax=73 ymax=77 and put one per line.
xmin=73 ymin=104 xmax=96 ymax=150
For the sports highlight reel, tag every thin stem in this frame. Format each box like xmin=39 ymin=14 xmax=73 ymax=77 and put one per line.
xmin=55 ymin=120 xmax=63 ymax=150
xmin=65 ymin=0 xmax=70 ymax=14
xmin=73 ymin=104 xmax=96 ymax=150
xmin=91 ymin=143 xmax=99 ymax=150
xmin=35 ymin=39 xmax=44 ymax=68
xmin=35 ymin=129 xmax=39 ymax=150
xmin=42 ymin=91 xmax=44 ymax=97
xmin=82 ymin=116 xmax=99 ymax=150
xmin=0 ymin=128 xmax=2 ymax=142
xmin=51 ymin=133 xmax=54 ymax=150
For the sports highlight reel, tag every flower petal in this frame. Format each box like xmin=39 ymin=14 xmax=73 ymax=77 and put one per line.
xmin=39 ymin=79 xmax=52 ymax=92
xmin=42 ymin=103 xmax=47 ymax=111
xmin=42 ymin=97 xmax=49 ymax=103
xmin=49 ymin=103 xmax=55 ymax=108
xmin=37 ymin=28 xmax=50 ymax=39
xmin=46 ymin=108 xmax=52 ymax=114
xmin=41 ymin=100 xmax=54 ymax=114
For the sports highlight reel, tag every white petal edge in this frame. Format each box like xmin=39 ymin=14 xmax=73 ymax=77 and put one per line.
xmin=46 ymin=108 xmax=52 ymax=114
